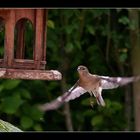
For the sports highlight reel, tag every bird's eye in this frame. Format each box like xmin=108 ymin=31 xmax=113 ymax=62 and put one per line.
xmin=77 ymin=66 xmax=86 ymax=71
xmin=81 ymin=67 xmax=85 ymax=70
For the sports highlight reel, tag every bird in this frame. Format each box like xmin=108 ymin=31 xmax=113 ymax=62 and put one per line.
xmin=38 ymin=65 xmax=140 ymax=111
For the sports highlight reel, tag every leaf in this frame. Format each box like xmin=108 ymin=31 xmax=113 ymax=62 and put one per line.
xmin=0 ymin=119 xmax=22 ymax=132
xmin=119 ymin=53 xmax=127 ymax=62
xmin=3 ymin=80 xmax=21 ymax=90
xmin=20 ymin=116 xmax=33 ymax=129
xmin=83 ymin=109 xmax=95 ymax=117
xmin=65 ymin=25 xmax=74 ymax=34
xmin=29 ymin=106 xmax=44 ymax=121
xmin=47 ymin=20 xmax=55 ymax=29
xmin=22 ymin=104 xmax=44 ymax=121
xmin=118 ymin=16 xmax=130 ymax=25
xmin=0 ymin=85 xmax=4 ymax=92
xmin=87 ymin=25 xmax=95 ymax=35
xmin=91 ymin=115 xmax=103 ymax=126
xmin=34 ymin=124 xmax=43 ymax=131
xmin=81 ymin=98 xmax=91 ymax=106
xmin=1 ymin=94 xmax=24 ymax=114
xmin=20 ymin=89 xmax=31 ymax=99
xmin=74 ymin=41 xmax=81 ymax=50
xmin=0 ymin=47 xmax=4 ymax=56
xmin=65 ymin=43 xmax=74 ymax=53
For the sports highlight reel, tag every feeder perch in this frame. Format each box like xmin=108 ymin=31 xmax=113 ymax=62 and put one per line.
xmin=0 ymin=9 xmax=62 ymax=80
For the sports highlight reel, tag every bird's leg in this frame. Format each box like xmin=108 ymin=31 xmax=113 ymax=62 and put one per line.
xmin=68 ymin=82 xmax=78 ymax=93
xmin=95 ymin=87 xmax=105 ymax=106
xmin=89 ymin=92 xmax=94 ymax=108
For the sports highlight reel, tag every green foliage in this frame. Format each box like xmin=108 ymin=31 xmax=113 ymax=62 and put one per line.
xmin=0 ymin=80 xmax=45 ymax=131
xmin=20 ymin=116 xmax=33 ymax=129
xmin=91 ymin=115 xmax=103 ymax=126
xmin=118 ymin=16 xmax=130 ymax=25
xmin=3 ymin=80 xmax=21 ymax=90
xmin=1 ymin=94 xmax=24 ymax=114
xmin=24 ymin=21 xmax=34 ymax=59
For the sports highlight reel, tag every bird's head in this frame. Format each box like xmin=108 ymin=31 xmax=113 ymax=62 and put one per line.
xmin=77 ymin=65 xmax=89 ymax=75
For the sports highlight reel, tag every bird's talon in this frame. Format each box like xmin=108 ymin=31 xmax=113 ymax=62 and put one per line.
xmin=90 ymin=101 xmax=94 ymax=108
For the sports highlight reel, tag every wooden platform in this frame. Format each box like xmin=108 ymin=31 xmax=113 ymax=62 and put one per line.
xmin=0 ymin=68 xmax=62 ymax=80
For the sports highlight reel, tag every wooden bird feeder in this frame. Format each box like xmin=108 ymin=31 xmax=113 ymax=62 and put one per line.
xmin=0 ymin=9 xmax=62 ymax=80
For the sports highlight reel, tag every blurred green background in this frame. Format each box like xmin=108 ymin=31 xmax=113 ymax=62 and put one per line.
xmin=0 ymin=9 xmax=140 ymax=131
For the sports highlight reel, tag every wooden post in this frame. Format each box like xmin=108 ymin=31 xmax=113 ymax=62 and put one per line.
xmin=34 ymin=9 xmax=44 ymax=69
xmin=4 ymin=10 xmax=15 ymax=67
xmin=43 ymin=10 xmax=47 ymax=61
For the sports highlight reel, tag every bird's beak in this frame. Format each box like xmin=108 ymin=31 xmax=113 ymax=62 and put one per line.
xmin=77 ymin=67 xmax=80 ymax=71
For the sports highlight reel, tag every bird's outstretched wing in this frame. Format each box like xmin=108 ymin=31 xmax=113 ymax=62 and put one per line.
xmin=99 ymin=76 xmax=140 ymax=89
xmin=64 ymin=86 xmax=87 ymax=102
xmin=38 ymin=86 xmax=87 ymax=111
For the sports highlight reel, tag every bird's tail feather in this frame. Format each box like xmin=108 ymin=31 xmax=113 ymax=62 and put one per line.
xmin=96 ymin=94 xmax=105 ymax=107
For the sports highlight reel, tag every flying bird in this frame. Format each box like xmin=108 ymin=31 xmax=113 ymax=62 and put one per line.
xmin=38 ymin=65 xmax=140 ymax=111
